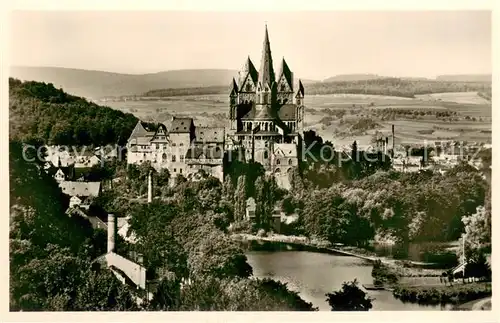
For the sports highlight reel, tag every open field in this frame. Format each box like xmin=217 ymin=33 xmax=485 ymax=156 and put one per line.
xmin=415 ymin=92 xmax=491 ymax=105
xmin=105 ymin=92 xmax=491 ymax=148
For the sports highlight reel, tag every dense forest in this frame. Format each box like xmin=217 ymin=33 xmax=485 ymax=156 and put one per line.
xmin=134 ymin=78 xmax=492 ymax=99
xmin=9 ymin=78 xmax=139 ymax=146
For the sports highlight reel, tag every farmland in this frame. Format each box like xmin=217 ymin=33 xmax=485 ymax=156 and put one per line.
xmin=104 ymin=92 xmax=491 ymax=148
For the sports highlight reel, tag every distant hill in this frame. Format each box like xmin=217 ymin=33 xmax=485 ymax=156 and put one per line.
xmin=436 ymin=74 xmax=492 ymax=82
xmin=10 ymin=66 xmax=319 ymax=100
xmin=9 ymin=78 xmax=138 ymax=146
xmin=322 ymin=74 xmax=387 ymax=82
xmin=10 ymin=66 xmax=241 ymax=99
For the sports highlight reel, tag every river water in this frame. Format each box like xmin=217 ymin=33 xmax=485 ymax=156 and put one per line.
xmin=246 ymin=250 xmax=452 ymax=311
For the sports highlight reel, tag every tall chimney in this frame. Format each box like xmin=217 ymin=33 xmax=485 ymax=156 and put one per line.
xmin=147 ymin=170 xmax=152 ymax=203
xmin=107 ymin=213 xmax=115 ymax=253
xmin=391 ymin=125 xmax=395 ymax=159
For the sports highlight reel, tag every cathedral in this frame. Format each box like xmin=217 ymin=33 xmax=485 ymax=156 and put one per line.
xmin=125 ymin=26 xmax=305 ymax=189
xmin=227 ymin=25 xmax=305 ymax=185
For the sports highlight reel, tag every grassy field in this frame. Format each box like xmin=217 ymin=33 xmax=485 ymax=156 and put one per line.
xmin=105 ymin=92 xmax=491 ymax=147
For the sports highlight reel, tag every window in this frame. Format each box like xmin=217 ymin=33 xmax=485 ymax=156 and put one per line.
xmin=288 ymin=159 xmax=293 ymax=165
xmin=172 ymin=155 xmax=176 ymax=162
xmin=162 ymin=153 xmax=167 ymax=159
xmin=172 ymin=143 xmax=176 ymax=146
xmin=281 ymin=84 xmax=286 ymax=91
xmin=277 ymin=159 xmax=280 ymax=165
xmin=264 ymin=151 xmax=268 ymax=159
xmin=246 ymin=83 xmax=252 ymax=91
xmin=180 ymin=169 xmax=183 ymax=174
xmin=155 ymin=144 xmax=159 ymax=149
xmin=180 ymin=156 xmax=184 ymax=162
xmin=174 ymin=168 xmax=177 ymax=173
xmin=180 ymin=143 xmax=184 ymax=146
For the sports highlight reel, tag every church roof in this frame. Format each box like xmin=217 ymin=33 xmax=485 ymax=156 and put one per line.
xmin=295 ymin=80 xmax=305 ymax=98
xmin=257 ymin=25 xmax=275 ymax=89
xmin=170 ymin=117 xmax=193 ymax=133
xmin=241 ymin=105 xmax=275 ymax=120
xmin=230 ymin=78 xmax=238 ymax=97
xmin=239 ymin=56 xmax=259 ymax=87
xmin=278 ymin=58 xmax=293 ymax=90
xmin=278 ymin=104 xmax=297 ymax=121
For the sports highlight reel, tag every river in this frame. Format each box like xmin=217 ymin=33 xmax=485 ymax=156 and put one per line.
xmin=246 ymin=250 xmax=453 ymax=311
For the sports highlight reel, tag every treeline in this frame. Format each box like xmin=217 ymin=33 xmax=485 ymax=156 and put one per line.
xmin=142 ymin=85 xmax=228 ymax=97
xmin=306 ymin=78 xmax=491 ymax=98
xmin=285 ymin=166 xmax=488 ymax=250
xmin=9 ymin=78 xmax=138 ymax=146
xmin=137 ymin=78 xmax=491 ymax=99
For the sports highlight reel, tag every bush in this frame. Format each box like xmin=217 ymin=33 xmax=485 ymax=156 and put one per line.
xmin=326 ymin=279 xmax=373 ymax=311
xmin=371 ymin=260 xmax=399 ymax=286
xmin=392 ymin=283 xmax=491 ymax=305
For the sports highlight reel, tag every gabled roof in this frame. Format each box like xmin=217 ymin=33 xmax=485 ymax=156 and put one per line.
xmin=278 ymin=58 xmax=293 ymax=90
xmin=230 ymin=78 xmax=238 ymax=97
xmin=59 ymin=181 xmax=101 ymax=197
xmin=274 ymin=143 xmax=297 ymax=157
xmin=257 ymin=25 xmax=276 ymax=90
xmin=150 ymin=124 xmax=169 ymax=142
xmin=170 ymin=117 xmax=193 ymax=133
xmin=195 ymin=127 xmax=225 ymax=143
xmin=239 ymin=56 xmax=259 ymax=87
xmin=295 ymin=80 xmax=305 ymax=98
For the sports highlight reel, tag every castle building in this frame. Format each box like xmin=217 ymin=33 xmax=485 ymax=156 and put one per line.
xmin=126 ymin=26 xmax=305 ymax=189
xmin=126 ymin=117 xmax=224 ymax=182
xmin=227 ymin=25 xmax=305 ymax=185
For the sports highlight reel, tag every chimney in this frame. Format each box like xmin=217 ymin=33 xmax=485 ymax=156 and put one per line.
xmin=147 ymin=170 xmax=152 ymax=203
xmin=107 ymin=213 xmax=115 ymax=253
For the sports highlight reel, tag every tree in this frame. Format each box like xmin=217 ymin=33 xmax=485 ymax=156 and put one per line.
xmin=460 ymin=204 xmax=491 ymax=262
xmin=326 ymin=279 xmax=373 ymax=311
xmin=254 ymin=176 xmax=266 ymax=229
xmin=234 ymin=175 xmax=246 ymax=222
xmin=220 ymin=175 xmax=235 ymax=222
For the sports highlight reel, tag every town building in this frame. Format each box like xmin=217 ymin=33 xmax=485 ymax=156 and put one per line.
xmin=59 ymin=181 xmax=101 ymax=208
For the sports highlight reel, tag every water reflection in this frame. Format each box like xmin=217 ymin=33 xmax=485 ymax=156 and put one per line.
xmin=246 ymin=250 xmax=452 ymax=311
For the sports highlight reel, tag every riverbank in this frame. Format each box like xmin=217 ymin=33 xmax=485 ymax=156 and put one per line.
xmin=232 ymin=233 xmax=445 ymax=278
xmin=392 ymin=283 xmax=492 ymax=307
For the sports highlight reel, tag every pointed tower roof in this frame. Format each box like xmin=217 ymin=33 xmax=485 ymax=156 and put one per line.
xmin=257 ymin=25 xmax=275 ymax=89
xmin=295 ymin=80 xmax=305 ymax=98
xmin=239 ymin=56 xmax=259 ymax=86
xmin=230 ymin=78 xmax=238 ymax=97
xmin=128 ymin=121 xmax=148 ymax=140
xmin=278 ymin=57 xmax=293 ymax=89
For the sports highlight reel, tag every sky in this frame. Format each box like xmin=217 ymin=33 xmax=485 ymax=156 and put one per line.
xmin=9 ymin=10 xmax=492 ymax=80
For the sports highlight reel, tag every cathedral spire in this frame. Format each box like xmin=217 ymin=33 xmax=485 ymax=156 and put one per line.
xmin=230 ymin=78 xmax=238 ymax=97
xmin=258 ymin=24 xmax=275 ymax=90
